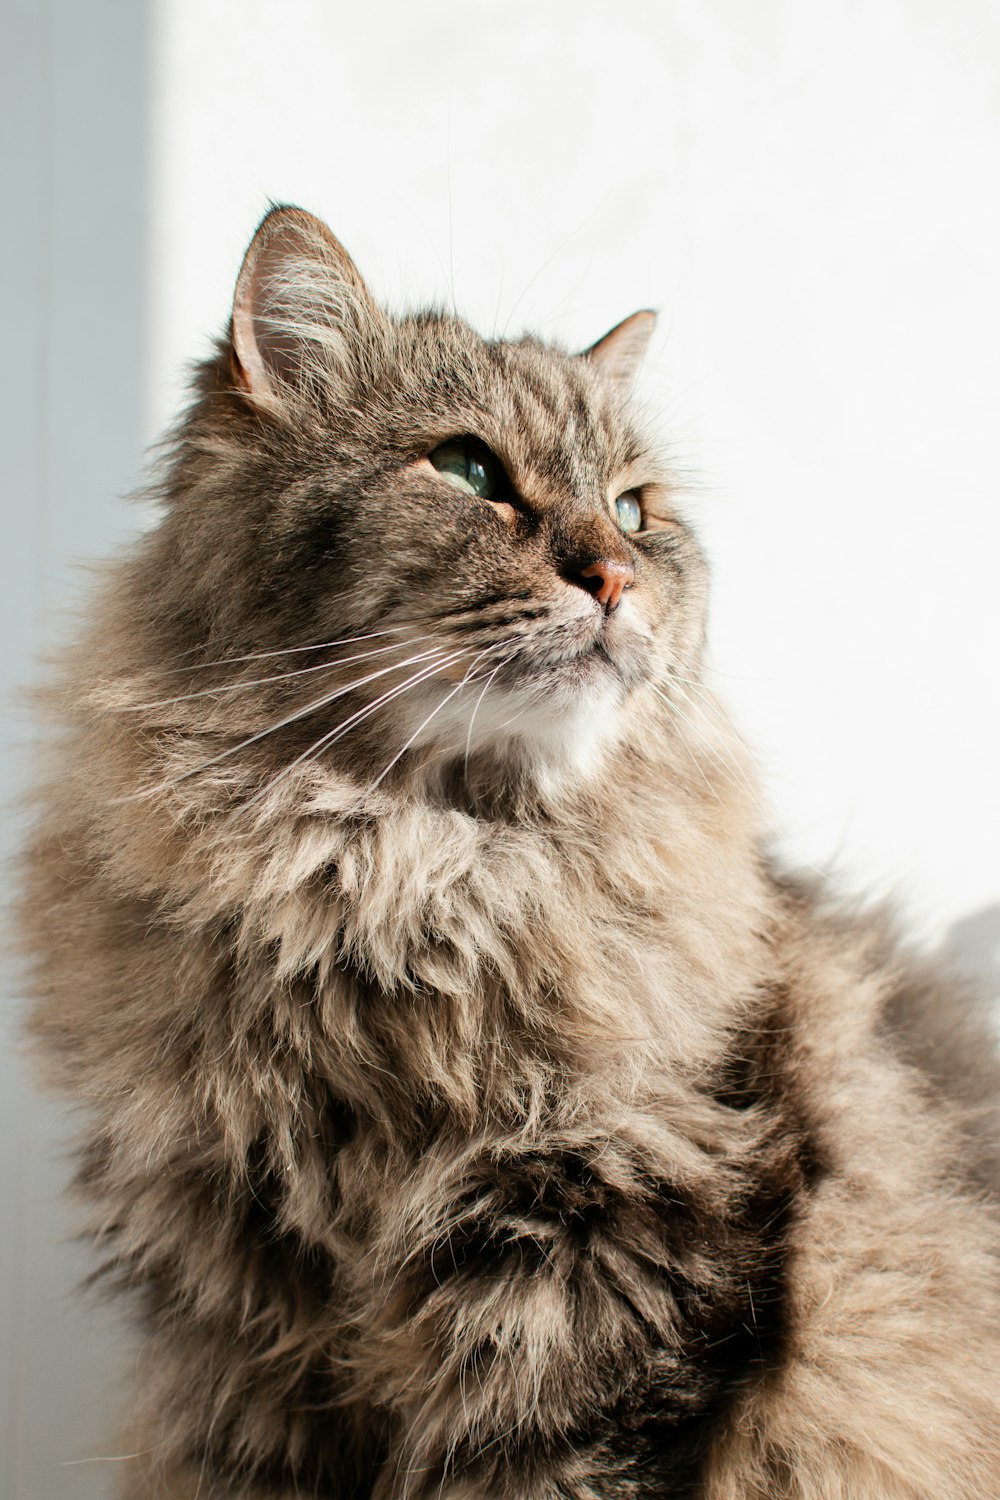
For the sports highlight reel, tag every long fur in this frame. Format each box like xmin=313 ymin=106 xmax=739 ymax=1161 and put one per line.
xmin=18 ymin=207 xmax=1000 ymax=1498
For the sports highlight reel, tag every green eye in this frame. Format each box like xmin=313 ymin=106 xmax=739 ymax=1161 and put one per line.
xmin=429 ymin=439 xmax=500 ymax=500
xmin=615 ymin=491 xmax=642 ymax=533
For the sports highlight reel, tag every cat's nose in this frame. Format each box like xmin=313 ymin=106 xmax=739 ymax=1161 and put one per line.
xmin=577 ymin=559 xmax=635 ymax=613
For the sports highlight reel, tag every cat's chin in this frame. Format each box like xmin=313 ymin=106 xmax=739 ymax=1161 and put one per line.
xmin=391 ymin=601 xmax=655 ymax=786
xmin=403 ymin=652 xmax=633 ymax=787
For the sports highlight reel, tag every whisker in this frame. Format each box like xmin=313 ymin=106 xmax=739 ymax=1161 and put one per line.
xmin=664 ymin=672 xmax=761 ymax=806
xmin=367 ymin=678 xmax=470 ymax=794
xmin=240 ymin=648 xmax=474 ymax=811
xmin=136 ymin=627 xmax=410 ymax=677
xmin=499 ymin=204 xmax=605 ymax=340
xmin=668 ymin=669 xmax=731 ymax=725
xmin=367 ymin=639 xmax=515 ymax=794
xmin=462 ymin=652 xmax=513 ymax=777
xmin=463 ymin=664 xmax=504 ymax=775
xmin=119 ymin=636 xmax=438 ymax=712
xmin=61 ymin=1450 xmax=155 ymax=1465
xmin=114 ymin=645 xmax=450 ymax=803
xmin=650 ymin=686 xmax=723 ymax=804
xmin=320 ymin=650 xmax=477 ymax=751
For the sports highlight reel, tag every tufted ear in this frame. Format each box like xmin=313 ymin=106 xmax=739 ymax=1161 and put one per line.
xmin=230 ymin=205 xmax=380 ymax=405
xmin=581 ymin=309 xmax=657 ymax=395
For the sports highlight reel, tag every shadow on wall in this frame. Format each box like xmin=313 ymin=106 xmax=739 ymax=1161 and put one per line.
xmin=2 ymin=2 xmax=151 ymax=1498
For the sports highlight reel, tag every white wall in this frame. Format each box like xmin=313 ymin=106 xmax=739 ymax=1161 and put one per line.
xmin=4 ymin=1 xmax=999 ymax=1493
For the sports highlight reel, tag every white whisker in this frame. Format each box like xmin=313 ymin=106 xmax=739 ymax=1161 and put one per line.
xmin=369 ymin=640 xmax=514 ymax=793
xmin=367 ymin=678 xmax=470 ymax=793
xmin=664 ymin=672 xmax=761 ymax=807
xmin=650 ymin=685 xmax=726 ymax=806
xmin=138 ymin=626 xmax=410 ymax=676
xmin=114 ymin=644 xmax=450 ymax=803
xmin=462 ymin=648 xmax=516 ymax=777
xmin=119 ymin=635 xmax=437 ymax=712
xmin=240 ymin=648 xmax=473 ymax=811
xmin=463 ymin=664 xmax=504 ymax=774
xmin=61 ymin=1450 xmax=154 ymax=1465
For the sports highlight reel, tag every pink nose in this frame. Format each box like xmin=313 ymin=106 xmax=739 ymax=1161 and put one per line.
xmin=578 ymin=559 xmax=635 ymax=613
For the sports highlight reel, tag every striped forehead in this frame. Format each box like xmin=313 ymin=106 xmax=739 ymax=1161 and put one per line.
xmin=496 ymin=344 xmax=638 ymax=502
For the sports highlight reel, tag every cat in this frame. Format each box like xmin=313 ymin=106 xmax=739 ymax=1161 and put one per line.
xmin=18 ymin=205 xmax=1000 ymax=1499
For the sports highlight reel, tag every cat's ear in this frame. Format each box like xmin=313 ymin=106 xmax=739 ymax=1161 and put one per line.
xmin=230 ymin=205 xmax=380 ymax=405
xmin=581 ymin=310 xmax=657 ymax=394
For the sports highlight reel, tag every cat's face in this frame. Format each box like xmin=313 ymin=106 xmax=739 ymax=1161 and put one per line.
xmin=144 ymin=208 xmax=708 ymax=798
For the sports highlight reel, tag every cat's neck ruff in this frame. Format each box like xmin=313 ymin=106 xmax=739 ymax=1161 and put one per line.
xmin=123 ymin=696 xmax=768 ymax=1089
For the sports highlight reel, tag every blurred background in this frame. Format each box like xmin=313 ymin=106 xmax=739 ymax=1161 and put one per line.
xmin=2 ymin=1 xmax=998 ymax=1493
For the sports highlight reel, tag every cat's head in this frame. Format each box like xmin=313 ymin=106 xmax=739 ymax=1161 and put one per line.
xmin=127 ymin=207 xmax=709 ymax=805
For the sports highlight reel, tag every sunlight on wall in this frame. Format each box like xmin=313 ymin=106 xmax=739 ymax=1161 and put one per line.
xmin=148 ymin=0 xmax=1000 ymax=936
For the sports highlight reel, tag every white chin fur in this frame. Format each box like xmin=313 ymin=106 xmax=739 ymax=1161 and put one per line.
xmin=407 ymin=674 xmax=627 ymax=783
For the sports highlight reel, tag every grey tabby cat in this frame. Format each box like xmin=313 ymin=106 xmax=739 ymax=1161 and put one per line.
xmin=19 ymin=206 xmax=1000 ymax=1499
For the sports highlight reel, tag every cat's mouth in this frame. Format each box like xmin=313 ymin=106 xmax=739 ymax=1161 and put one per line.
xmin=390 ymin=603 xmax=654 ymax=773
xmin=387 ymin=599 xmax=654 ymax=773
xmin=591 ymin=636 xmax=617 ymax=669
xmin=474 ymin=613 xmax=653 ymax=716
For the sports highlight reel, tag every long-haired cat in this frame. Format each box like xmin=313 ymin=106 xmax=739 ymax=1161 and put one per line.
xmin=19 ymin=206 xmax=1000 ymax=1499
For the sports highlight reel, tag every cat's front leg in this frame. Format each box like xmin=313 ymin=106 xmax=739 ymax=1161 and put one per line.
xmin=363 ymin=1241 xmax=642 ymax=1500
xmin=353 ymin=1131 xmax=783 ymax=1500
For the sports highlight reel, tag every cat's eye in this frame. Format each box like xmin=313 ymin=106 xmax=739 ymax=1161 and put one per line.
xmin=429 ymin=438 xmax=501 ymax=501
xmin=615 ymin=491 xmax=643 ymax=534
